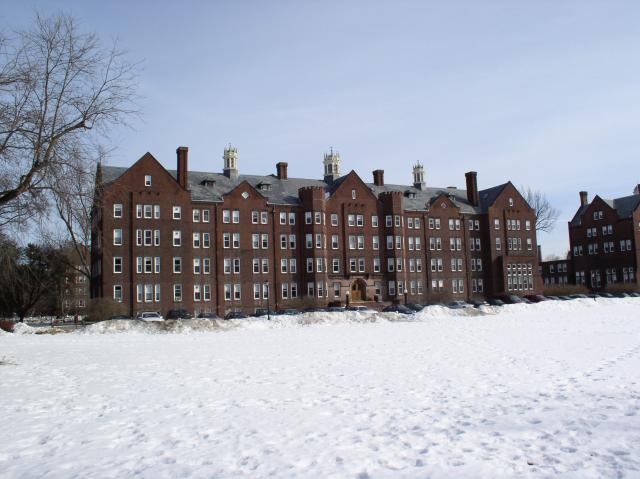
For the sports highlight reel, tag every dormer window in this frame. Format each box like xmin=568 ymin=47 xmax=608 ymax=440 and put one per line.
xmin=145 ymin=175 xmax=152 ymax=186
xmin=258 ymin=183 xmax=272 ymax=191
xmin=405 ymin=190 xmax=416 ymax=199
xmin=201 ymin=179 xmax=215 ymax=187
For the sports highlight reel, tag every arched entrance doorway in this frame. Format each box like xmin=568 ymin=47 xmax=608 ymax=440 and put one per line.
xmin=350 ymin=279 xmax=367 ymax=302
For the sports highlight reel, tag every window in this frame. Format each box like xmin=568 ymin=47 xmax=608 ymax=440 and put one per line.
xmin=144 ymin=229 xmax=152 ymax=246
xmin=372 ymin=215 xmax=379 ymax=227
xmin=315 ymin=212 xmax=322 ymax=224
xmin=261 ymin=233 xmax=268 ymax=249
xmin=261 ymin=259 xmax=269 ymax=273
xmin=494 ymin=218 xmax=500 ymax=229
xmin=282 ymin=283 xmax=289 ymax=299
xmin=289 ymin=235 xmax=296 ymax=249
xmin=332 ymin=258 xmax=340 ymax=273
xmin=352 ymin=189 xmax=357 ymax=199
xmin=113 ymin=257 xmax=122 ymax=273
xmin=332 ymin=235 xmax=339 ymax=249
xmin=193 ymin=258 xmax=201 ymax=274
xmin=495 ymin=238 xmax=501 ymax=250
xmin=348 ymin=214 xmax=355 ymax=227
xmin=223 ymin=209 xmax=231 ymax=223
xmin=203 ymin=233 xmax=210 ymax=248
xmin=155 ymin=257 xmax=161 ymax=273
xmin=289 ymin=212 xmax=296 ymax=225
xmin=173 ymin=230 xmax=181 ymax=247
xmin=234 ymin=284 xmax=241 ymax=301
xmin=280 ymin=212 xmax=287 ymax=225
xmin=193 ymin=209 xmax=200 ymax=222
xmin=174 ymin=284 xmax=182 ymax=302
xmin=173 ymin=257 xmax=182 ymax=273
xmin=373 ymin=257 xmax=380 ymax=272
xmin=113 ymin=229 xmax=123 ymax=246
xmin=356 ymin=214 xmax=363 ymax=227
xmin=193 ymin=233 xmax=201 ymax=248
xmin=113 ymin=285 xmax=123 ymax=302
xmin=113 ymin=203 xmax=123 ymax=218
xmin=386 ymin=215 xmax=392 ymax=227
xmin=202 ymin=209 xmax=210 ymax=222
xmin=233 ymin=258 xmax=240 ymax=274
xmin=172 ymin=206 xmax=181 ymax=220
xmin=372 ymin=236 xmax=379 ymax=250
xmin=233 ymin=233 xmax=240 ymax=248
xmin=144 ymin=257 xmax=153 ymax=273
xmin=144 ymin=175 xmax=151 ymax=186
xmin=251 ymin=211 xmax=258 ymax=224
xmin=203 ymin=258 xmax=210 ymax=274
xmin=193 ymin=284 xmax=202 ymax=302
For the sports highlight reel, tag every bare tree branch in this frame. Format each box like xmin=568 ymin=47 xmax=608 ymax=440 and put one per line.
xmin=520 ymin=186 xmax=560 ymax=233
xmin=0 ymin=12 xmax=139 ymax=242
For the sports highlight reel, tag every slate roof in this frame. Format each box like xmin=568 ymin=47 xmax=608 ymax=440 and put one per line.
xmin=569 ymin=193 xmax=640 ymax=227
xmin=100 ymin=165 xmax=506 ymax=214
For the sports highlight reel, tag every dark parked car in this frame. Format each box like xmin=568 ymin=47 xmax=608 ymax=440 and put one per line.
xmin=109 ymin=314 xmax=131 ymax=320
xmin=382 ymin=304 xmax=414 ymax=314
xmin=276 ymin=309 xmax=301 ymax=316
xmin=224 ymin=311 xmax=248 ymax=320
xmin=467 ymin=299 xmax=489 ymax=308
xmin=525 ymin=295 xmax=548 ymax=303
xmin=252 ymin=308 xmax=278 ymax=317
xmin=487 ymin=298 xmax=505 ymax=306
xmin=197 ymin=312 xmax=222 ymax=320
xmin=303 ymin=307 xmax=327 ymax=313
xmin=405 ymin=303 xmax=425 ymax=312
xmin=327 ymin=306 xmax=345 ymax=312
xmin=166 ymin=309 xmax=192 ymax=320
xmin=628 ymin=292 xmax=640 ymax=298
xmin=569 ymin=294 xmax=589 ymax=299
xmin=612 ymin=292 xmax=629 ymax=298
xmin=495 ymin=294 xmax=523 ymax=304
xmin=598 ymin=292 xmax=615 ymax=298
xmin=558 ymin=295 xmax=573 ymax=301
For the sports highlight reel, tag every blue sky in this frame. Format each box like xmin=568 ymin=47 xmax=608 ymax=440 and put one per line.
xmin=5 ymin=1 xmax=640 ymax=257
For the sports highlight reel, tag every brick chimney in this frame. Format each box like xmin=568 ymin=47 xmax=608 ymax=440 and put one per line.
xmin=465 ymin=171 xmax=479 ymax=206
xmin=373 ymin=170 xmax=384 ymax=186
xmin=276 ymin=162 xmax=288 ymax=180
xmin=177 ymin=146 xmax=188 ymax=189
xmin=579 ymin=191 xmax=588 ymax=207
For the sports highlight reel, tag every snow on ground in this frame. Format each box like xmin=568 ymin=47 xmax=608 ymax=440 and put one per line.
xmin=1 ymin=299 xmax=639 ymax=478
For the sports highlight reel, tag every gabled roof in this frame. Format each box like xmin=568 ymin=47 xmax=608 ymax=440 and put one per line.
xmin=569 ymin=192 xmax=640 ymax=227
xmin=100 ymin=164 xmax=505 ymax=214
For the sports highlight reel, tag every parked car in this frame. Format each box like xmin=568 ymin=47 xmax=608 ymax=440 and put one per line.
xmin=569 ymin=294 xmax=589 ymax=299
xmin=598 ymin=292 xmax=615 ymax=298
xmin=448 ymin=300 xmax=469 ymax=309
xmin=558 ymin=295 xmax=573 ymax=301
xmin=346 ymin=305 xmax=375 ymax=312
xmin=303 ymin=307 xmax=327 ymax=313
xmin=326 ymin=306 xmax=345 ymax=312
xmin=487 ymin=298 xmax=505 ymax=307
xmin=252 ymin=308 xmax=278 ymax=317
xmin=405 ymin=303 xmax=425 ymax=312
xmin=467 ymin=299 xmax=489 ymax=308
xmin=109 ymin=314 xmax=131 ymax=320
xmin=628 ymin=292 xmax=640 ymax=298
xmin=135 ymin=311 xmax=164 ymax=321
xmin=166 ymin=309 xmax=192 ymax=320
xmin=382 ymin=304 xmax=414 ymax=314
xmin=494 ymin=294 xmax=524 ymax=304
xmin=525 ymin=294 xmax=548 ymax=303
xmin=224 ymin=311 xmax=248 ymax=320
xmin=612 ymin=292 xmax=629 ymax=298
xmin=197 ymin=312 xmax=222 ymax=320
xmin=276 ymin=309 xmax=301 ymax=316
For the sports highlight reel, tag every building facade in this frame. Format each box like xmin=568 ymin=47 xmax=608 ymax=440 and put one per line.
xmin=562 ymin=189 xmax=640 ymax=290
xmin=91 ymin=147 xmax=540 ymax=316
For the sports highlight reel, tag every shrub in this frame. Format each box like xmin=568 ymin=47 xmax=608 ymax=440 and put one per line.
xmin=85 ymin=298 xmax=128 ymax=323
xmin=0 ymin=319 xmax=14 ymax=333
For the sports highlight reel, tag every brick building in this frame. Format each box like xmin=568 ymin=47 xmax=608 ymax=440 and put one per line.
xmin=91 ymin=147 xmax=540 ymax=316
xmin=562 ymin=188 xmax=639 ymax=290
xmin=540 ymin=259 xmax=573 ymax=288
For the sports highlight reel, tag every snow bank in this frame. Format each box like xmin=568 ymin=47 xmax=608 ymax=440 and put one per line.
xmin=12 ymin=322 xmax=36 ymax=334
xmin=80 ymin=297 xmax=640 ymax=335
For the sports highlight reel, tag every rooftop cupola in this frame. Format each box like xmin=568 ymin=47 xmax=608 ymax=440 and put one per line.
xmin=323 ymin=148 xmax=341 ymax=183
xmin=223 ymin=145 xmax=238 ymax=181
xmin=412 ymin=162 xmax=425 ymax=190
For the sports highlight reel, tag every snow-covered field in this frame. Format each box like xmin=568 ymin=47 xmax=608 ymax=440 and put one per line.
xmin=1 ymin=299 xmax=640 ymax=478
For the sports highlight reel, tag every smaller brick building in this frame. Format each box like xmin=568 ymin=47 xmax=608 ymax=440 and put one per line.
xmin=540 ymin=186 xmax=640 ymax=291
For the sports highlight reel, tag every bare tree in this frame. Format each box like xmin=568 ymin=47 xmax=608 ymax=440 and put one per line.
xmin=520 ymin=186 xmax=560 ymax=233
xmin=0 ymin=12 xmax=138 ymax=246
